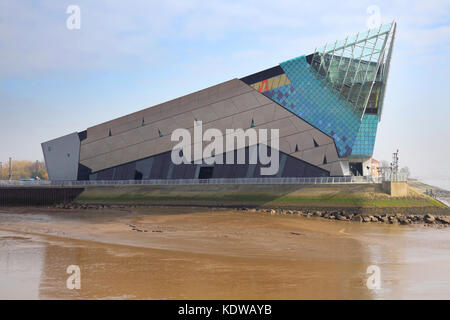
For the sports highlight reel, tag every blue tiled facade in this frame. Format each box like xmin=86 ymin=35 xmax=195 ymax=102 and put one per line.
xmin=351 ymin=114 xmax=378 ymax=156
xmin=263 ymin=55 xmax=363 ymax=157
xmin=261 ymin=55 xmax=383 ymax=158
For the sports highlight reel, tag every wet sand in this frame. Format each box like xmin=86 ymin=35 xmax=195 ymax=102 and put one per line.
xmin=0 ymin=206 xmax=449 ymax=299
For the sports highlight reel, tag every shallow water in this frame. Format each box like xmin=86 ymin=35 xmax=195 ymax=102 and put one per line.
xmin=419 ymin=178 xmax=450 ymax=192
xmin=0 ymin=209 xmax=449 ymax=299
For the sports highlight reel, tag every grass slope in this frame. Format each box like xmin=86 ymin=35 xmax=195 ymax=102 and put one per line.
xmin=76 ymin=183 xmax=445 ymax=209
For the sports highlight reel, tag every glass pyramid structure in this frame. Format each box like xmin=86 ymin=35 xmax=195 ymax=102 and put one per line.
xmin=308 ymin=22 xmax=396 ymax=119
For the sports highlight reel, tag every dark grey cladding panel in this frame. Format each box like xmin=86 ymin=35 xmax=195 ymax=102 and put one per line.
xmin=172 ymin=161 xmax=196 ymax=179
xmin=305 ymin=53 xmax=314 ymax=65
xmin=240 ymin=66 xmax=285 ymax=85
xmin=136 ymin=157 xmax=154 ymax=179
xmin=148 ymin=152 xmax=171 ymax=179
xmin=246 ymin=164 xmax=257 ymax=178
xmin=89 ymin=145 xmax=329 ymax=180
xmin=182 ymin=164 xmax=196 ymax=179
xmin=282 ymin=155 xmax=327 ymax=177
xmin=115 ymin=162 xmax=136 ymax=180
xmin=77 ymin=163 xmax=92 ymax=180
xmin=78 ymin=130 xmax=87 ymax=142
xmin=97 ymin=168 xmax=113 ymax=180
xmin=282 ymin=157 xmax=306 ymax=177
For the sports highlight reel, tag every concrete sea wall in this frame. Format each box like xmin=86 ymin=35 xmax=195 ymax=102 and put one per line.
xmin=0 ymin=187 xmax=85 ymax=206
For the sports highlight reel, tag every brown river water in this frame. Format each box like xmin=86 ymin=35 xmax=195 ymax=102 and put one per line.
xmin=0 ymin=207 xmax=449 ymax=299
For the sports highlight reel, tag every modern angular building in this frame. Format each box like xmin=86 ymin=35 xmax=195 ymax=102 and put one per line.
xmin=42 ymin=23 xmax=396 ymax=181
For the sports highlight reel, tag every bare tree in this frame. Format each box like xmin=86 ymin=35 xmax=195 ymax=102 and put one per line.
xmin=380 ymin=160 xmax=390 ymax=168
xmin=399 ymin=166 xmax=410 ymax=179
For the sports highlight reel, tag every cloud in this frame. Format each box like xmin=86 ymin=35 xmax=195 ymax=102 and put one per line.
xmin=0 ymin=0 xmax=448 ymax=77
xmin=0 ymin=0 xmax=449 ymax=178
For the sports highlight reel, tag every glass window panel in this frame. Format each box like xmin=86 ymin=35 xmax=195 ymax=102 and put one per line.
xmin=353 ymin=46 xmax=363 ymax=58
xmin=380 ymin=23 xmax=392 ymax=33
xmin=347 ymin=34 xmax=358 ymax=43
xmin=368 ymin=27 xmax=379 ymax=37
xmin=357 ymin=30 xmax=369 ymax=41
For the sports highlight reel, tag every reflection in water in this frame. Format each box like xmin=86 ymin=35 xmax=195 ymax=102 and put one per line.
xmin=346 ymin=225 xmax=450 ymax=299
xmin=1 ymin=230 xmax=372 ymax=299
xmin=0 ymin=209 xmax=449 ymax=299
xmin=0 ymin=231 xmax=45 ymax=299
xmin=36 ymin=239 xmax=372 ymax=299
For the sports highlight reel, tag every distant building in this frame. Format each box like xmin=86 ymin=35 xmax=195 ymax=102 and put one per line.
xmin=368 ymin=158 xmax=380 ymax=177
xmin=42 ymin=23 xmax=396 ymax=181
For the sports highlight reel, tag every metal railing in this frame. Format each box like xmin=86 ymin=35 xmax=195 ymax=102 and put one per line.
xmin=378 ymin=170 xmax=408 ymax=182
xmin=0 ymin=176 xmax=384 ymax=187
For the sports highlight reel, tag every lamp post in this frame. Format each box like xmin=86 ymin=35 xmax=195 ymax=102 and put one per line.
xmin=8 ymin=157 xmax=12 ymax=181
xmin=391 ymin=150 xmax=399 ymax=181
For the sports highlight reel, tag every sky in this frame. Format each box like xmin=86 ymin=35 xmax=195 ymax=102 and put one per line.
xmin=0 ymin=0 xmax=449 ymax=179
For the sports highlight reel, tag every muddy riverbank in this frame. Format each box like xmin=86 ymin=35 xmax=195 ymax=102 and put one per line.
xmin=0 ymin=206 xmax=449 ymax=299
xmin=54 ymin=202 xmax=450 ymax=227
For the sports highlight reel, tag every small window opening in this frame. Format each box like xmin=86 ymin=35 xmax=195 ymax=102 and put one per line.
xmin=313 ymin=139 xmax=319 ymax=147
